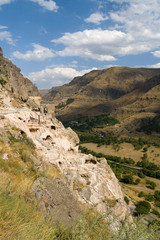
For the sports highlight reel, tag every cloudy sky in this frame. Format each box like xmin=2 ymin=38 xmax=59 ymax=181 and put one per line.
xmin=1 ymin=0 xmax=160 ymax=89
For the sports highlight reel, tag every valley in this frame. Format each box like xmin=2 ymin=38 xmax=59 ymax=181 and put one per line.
xmin=62 ymin=113 xmax=160 ymax=221
xmin=0 ymin=47 xmax=160 ymax=238
xmin=43 ymin=65 xmax=160 ymax=223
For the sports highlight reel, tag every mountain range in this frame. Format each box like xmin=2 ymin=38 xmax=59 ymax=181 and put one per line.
xmin=43 ymin=67 xmax=160 ymax=136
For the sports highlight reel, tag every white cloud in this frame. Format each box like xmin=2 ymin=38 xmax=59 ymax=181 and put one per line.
xmin=109 ymin=0 xmax=160 ymax=50
xmin=52 ymin=29 xmax=131 ymax=61
xmin=0 ymin=30 xmax=14 ymax=45
xmin=147 ymin=63 xmax=160 ymax=68
xmin=85 ymin=12 xmax=108 ymax=25
xmin=13 ymin=44 xmax=55 ymax=61
xmin=152 ymin=51 xmax=160 ymax=58
xmin=0 ymin=25 xmax=8 ymax=29
xmin=28 ymin=67 xmax=97 ymax=87
xmin=0 ymin=0 xmax=12 ymax=6
xmin=50 ymin=0 xmax=160 ymax=62
xmin=30 ymin=0 xmax=58 ymax=12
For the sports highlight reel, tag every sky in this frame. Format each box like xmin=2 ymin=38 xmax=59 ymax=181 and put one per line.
xmin=1 ymin=0 xmax=160 ymax=89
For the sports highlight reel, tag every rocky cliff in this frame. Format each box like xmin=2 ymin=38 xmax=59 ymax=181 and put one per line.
xmin=0 ymin=47 xmax=39 ymax=101
xmin=0 ymin=91 xmax=131 ymax=228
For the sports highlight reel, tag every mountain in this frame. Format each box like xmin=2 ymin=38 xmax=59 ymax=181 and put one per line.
xmin=0 ymin=47 xmax=39 ymax=102
xmin=43 ymin=67 xmax=160 ymax=124
xmin=0 ymin=48 xmax=136 ymax=237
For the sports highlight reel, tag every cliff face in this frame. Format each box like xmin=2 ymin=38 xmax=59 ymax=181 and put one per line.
xmin=0 ymin=92 xmax=131 ymax=227
xmin=0 ymin=50 xmax=131 ymax=228
xmin=0 ymin=47 xmax=39 ymax=101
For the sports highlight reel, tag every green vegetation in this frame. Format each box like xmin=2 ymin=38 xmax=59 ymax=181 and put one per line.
xmin=137 ymin=191 xmax=160 ymax=207
xmin=135 ymin=201 xmax=151 ymax=215
xmin=64 ymin=114 xmax=119 ymax=130
xmin=79 ymin=145 xmax=135 ymax=165
xmin=146 ymin=180 xmax=157 ymax=190
xmin=0 ymin=79 xmax=7 ymax=87
xmin=55 ymin=102 xmax=66 ymax=109
xmin=0 ymin=131 xmax=159 ymax=239
xmin=152 ymin=209 xmax=160 ymax=218
xmin=0 ymin=125 xmax=159 ymax=239
xmin=138 ymin=192 xmax=145 ymax=198
xmin=145 ymin=194 xmax=155 ymax=202
xmin=121 ymin=175 xmax=134 ymax=184
xmin=66 ymin=98 xmax=74 ymax=105
xmin=138 ymin=117 xmax=160 ymax=134
xmin=124 ymin=196 xmax=129 ymax=205
xmin=55 ymin=98 xmax=74 ymax=109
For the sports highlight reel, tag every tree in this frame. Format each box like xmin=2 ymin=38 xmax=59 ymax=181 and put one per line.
xmin=146 ymin=180 xmax=156 ymax=190
xmin=135 ymin=201 xmax=151 ymax=215
xmin=120 ymin=175 xmax=133 ymax=184
xmin=154 ymin=191 xmax=160 ymax=201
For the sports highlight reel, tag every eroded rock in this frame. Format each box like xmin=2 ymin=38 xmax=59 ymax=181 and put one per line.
xmin=32 ymin=177 xmax=82 ymax=226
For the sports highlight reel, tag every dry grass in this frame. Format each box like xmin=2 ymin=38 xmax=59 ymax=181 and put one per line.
xmin=0 ymin=127 xmax=159 ymax=239
xmin=81 ymin=143 xmax=160 ymax=165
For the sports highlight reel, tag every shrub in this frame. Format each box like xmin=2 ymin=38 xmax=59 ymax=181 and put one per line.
xmin=138 ymin=192 xmax=145 ymax=198
xmin=0 ymin=79 xmax=7 ymax=87
xmin=120 ymin=175 xmax=134 ymax=184
xmin=138 ymin=171 xmax=145 ymax=179
xmin=152 ymin=209 xmax=160 ymax=217
xmin=135 ymin=178 xmax=140 ymax=185
xmin=124 ymin=196 xmax=129 ymax=205
xmin=66 ymin=98 xmax=74 ymax=105
xmin=135 ymin=201 xmax=151 ymax=215
xmin=154 ymin=191 xmax=160 ymax=201
xmin=145 ymin=194 xmax=155 ymax=202
xmin=146 ymin=180 xmax=156 ymax=190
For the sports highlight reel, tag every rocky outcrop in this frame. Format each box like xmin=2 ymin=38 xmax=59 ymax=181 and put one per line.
xmin=0 ymin=102 xmax=131 ymax=227
xmin=0 ymin=47 xmax=3 ymax=57
xmin=0 ymin=47 xmax=39 ymax=101
xmin=32 ymin=177 xmax=82 ymax=226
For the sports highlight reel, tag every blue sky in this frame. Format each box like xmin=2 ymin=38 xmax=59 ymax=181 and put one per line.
xmin=1 ymin=0 xmax=160 ymax=89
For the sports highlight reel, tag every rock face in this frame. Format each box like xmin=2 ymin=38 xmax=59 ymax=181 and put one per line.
xmin=0 ymin=47 xmax=39 ymax=101
xmin=32 ymin=177 xmax=82 ymax=226
xmin=0 ymin=53 xmax=131 ymax=227
xmin=0 ymin=47 xmax=3 ymax=57
xmin=0 ymin=102 xmax=130 ymax=227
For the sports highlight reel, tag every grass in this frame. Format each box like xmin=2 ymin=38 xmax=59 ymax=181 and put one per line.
xmin=0 ymin=186 xmax=159 ymax=240
xmin=0 ymin=128 xmax=159 ymax=239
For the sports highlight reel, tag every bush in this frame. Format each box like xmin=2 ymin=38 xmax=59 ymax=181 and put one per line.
xmin=124 ymin=196 xmax=129 ymax=205
xmin=154 ymin=191 xmax=160 ymax=201
xmin=138 ymin=192 xmax=145 ymax=198
xmin=66 ymin=98 xmax=74 ymax=105
xmin=152 ymin=209 xmax=160 ymax=217
xmin=138 ymin=171 xmax=145 ymax=179
xmin=120 ymin=175 xmax=133 ymax=184
xmin=135 ymin=201 xmax=151 ymax=215
xmin=145 ymin=194 xmax=155 ymax=202
xmin=146 ymin=180 xmax=156 ymax=190
xmin=135 ymin=178 xmax=140 ymax=185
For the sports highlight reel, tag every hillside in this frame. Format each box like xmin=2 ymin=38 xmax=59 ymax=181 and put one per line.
xmin=43 ymin=67 xmax=160 ymax=129
xmin=0 ymin=47 xmax=39 ymax=102
xmin=0 ymin=49 xmax=145 ymax=239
